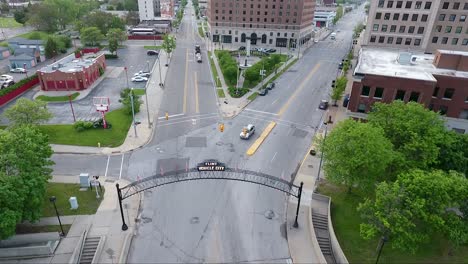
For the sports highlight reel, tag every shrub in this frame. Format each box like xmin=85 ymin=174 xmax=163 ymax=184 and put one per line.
xmin=0 ymin=74 xmax=38 ymax=97
xmin=73 ymin=121 xmax=93 ymax=132
xmin=98 ymin=67 xmax=104 ymax=76
xmin=228 ymin=87 xmax=249 ymax=98
xmin=104 ymin=54 xmax=118 ymax=59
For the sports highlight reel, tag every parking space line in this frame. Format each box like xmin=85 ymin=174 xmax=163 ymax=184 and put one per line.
xmin=119 ymin=154 xmax=125 ymax=180
xmin=104 ymin=155 xmax=110 ymax=177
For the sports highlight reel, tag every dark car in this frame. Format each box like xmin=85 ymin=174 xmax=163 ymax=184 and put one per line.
xmin=266 ymin=48 xmax=277 ymax=53
xmin=342 ymin=94 xmax=350 ymax=107
xmin=319 ymin=100 xmax=329 ymax=110
xmin=338 ymin=62 xmax=344 ymax=69
xmin=195 ymin=45 xmax=201 ymax=53
xmin=258 ymin=89 xmax=268 ymax=96
xmin=239 ymin=46 xmax=246 ymax=51
xmin=147 ymin=50 xmax=159 ymax=56
xmin=266 ymin=82 xmax=275 ymax=90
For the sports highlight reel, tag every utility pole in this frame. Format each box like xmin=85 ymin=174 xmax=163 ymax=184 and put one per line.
xmin=317 ymin=121 xmax=329 ymax=181
xmin=236 ymin=52 xmax=240 ymax=95
xmin=130 ymin=88 xmax=138 ymax=138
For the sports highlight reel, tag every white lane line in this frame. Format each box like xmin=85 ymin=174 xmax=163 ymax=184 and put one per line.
xmin=158 ymin=115 xmax=219 ymax=127
xmin=271 ymin=152 xmax=277 ymax=163
xmin=271 ymin=99 xmax=279 ymax=105
xmin=158 ymin=113 xmax=185 ymax=120
xmin=119 ymin=154 xmax=125 ymax=180
xmin=244 ymin=108 xmax=279 ymax=115
xmin=104 ymin=155 xmax=110 ymax=177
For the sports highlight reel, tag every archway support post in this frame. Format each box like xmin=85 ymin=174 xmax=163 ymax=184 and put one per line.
xmin=293 ymin=181 xmax=304 ymax=228
xmin=116 ymin=183 xmax=128 ymax=231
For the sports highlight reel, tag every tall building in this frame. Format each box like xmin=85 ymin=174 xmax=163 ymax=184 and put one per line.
xmin=363 ymin=0 xmax=468 ymax=53
xmin=206 ymin=0 xmax=316 ymax=47
xmin=138 ymin=0 xmax=174 ymax=21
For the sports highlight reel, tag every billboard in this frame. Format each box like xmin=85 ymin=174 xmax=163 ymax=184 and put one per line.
xmin=160 ymin=0 xmax=174 ymax=19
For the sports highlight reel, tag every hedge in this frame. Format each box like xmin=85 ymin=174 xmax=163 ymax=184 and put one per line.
xmin=0 ymin=74 xmax=38 ymax=97
xmin=104 ymin=54 xmax=118 ymax=59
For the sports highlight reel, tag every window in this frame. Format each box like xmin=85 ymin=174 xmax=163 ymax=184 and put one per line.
xmin=357 ymin=103 xmax=366 ymax=113
xmin=393 ymin=13 xmax=400 ymax=20
xmin=453 ymin=2 xmax=460 ymax=9
xmin=449 ymin=14 xmax=456 ymax=21
xmin=373 ymin=24 xmax=379 ymax=31
xmin=374 ymin=87 xmax=384 ymax=98
xmin=465 ymin=3 xmax=468 ymax=9
xmin=395 ymin=90 xmax=405 ymax=100
xmin=415 ymin=1 xmax=422 ymax=9
xmin=417 ymin=27 xmax=424 ymax=34
xmin=405 ymin=38 xmax=412 ymax=45
xmin=362 ymin=86 xmax=371 ymax=96
xmin=421 ymin=14 xmax=428 ymax=21
xmin=460 ymin=15 xmax=466 ymax=22
xmin=396 ymin=1 xmax=403 ymax=8
xmin=390 ymin=25 xmax=397 ymax=32
xmin=452 ymin=38 xmax=459 ymax=45
xmin=382 ymin=25 xmax=388 ymax=32
xmin=445 ymin=26 xmax=452 ymax=33
xmin=432 ymin=87 xmax=439 ymax=97
xmin=405 ymin=1 xmax=412 ymax=8
xmin=442 ymin=2 xmax=449 ymax=9
xmin=387 ymin=37 xmax=394 ymax=44
xmin=436 ymin=25 xmax=442 ymax=32
xmin=396 ymin=37 xmax=403 ymax=44
xmin=443 ymin=88 xmax=455 ymax=99
xmin=412 ymin=14 xmax=418 ymax=21
xmin=376 ymin=12 xmax=382 ymax=19
xmin=463 ymin=39 xmax=468 ymax=45
xmin=387 ymin=1 xmax=394 ymax=8
xmin=425 ymin=2 xmax=432 ymax=9
xmin=456 ymin=26 xmax=462 ymax=33
xmin=379 ymin=36 xmax=385 ymax=43
xmin=439 ymin=14 xmax=446 ymax=21
xmin=402 ymin=14 xmax=409 ymax=21
xmin=370 ymin=36 xmax=376 ymax=42
xmin=432 ymin=36 xmax=439 ymax=43
xmin=442 ymin=37 xmax=448 ymax=44
xmin=439 ymin=105 xmax=448 ymax=115
xmin=408 ymin=26 xmax=415 ymax=33
xmin=384 ymin=13 xmax=390 ymax=20
xmin=399 ymin=26 xmax=406 ymax=33
xmin=409 ymin=92 xmax=420 ymax=102
xmin=459 ymin=110 xmax=468 ymax=120
xmin=378 ymin=0 xmax=385 ymax=8
xmin=414 ymin=39 xmax=421 ymax=46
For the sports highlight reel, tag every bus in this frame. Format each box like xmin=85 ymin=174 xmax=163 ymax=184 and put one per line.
xmin=129 ymin=28 xmax=157 ymax=35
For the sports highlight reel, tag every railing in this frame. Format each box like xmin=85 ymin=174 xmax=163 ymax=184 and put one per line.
xmin=68 ymin=227 xmax=88 ymax=264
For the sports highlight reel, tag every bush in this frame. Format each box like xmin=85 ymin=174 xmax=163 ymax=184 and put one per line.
xmin=104 ymin=54 xmax=118 ymax=59
xmin=216 ymin=50 xmax=238 ymax=86
xmin=73 ymin=121 xmax=93 ymax=132
xmin=0 ymin=74 xmax=38 ymax=97
xmin=228 ymin=87 xmax=249 ymax=98
xmin=56 ymin=35 xmax=72 ymax=49
xmin=98 ymin=67 xmax=104 ymax=76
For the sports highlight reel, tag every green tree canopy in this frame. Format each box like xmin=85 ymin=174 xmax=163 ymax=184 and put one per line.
xmin=45 ymin=37 xmax=59 ymax=59
xmin=119 ymin=88 xmax=142 ymax=116
xmin=331 ymin=76 xmax=347 ymax=106
xmin=78 ymin=11 xmax=126 ymax=35
xmin=44 ymin=0 xmax=79 ymax=30
xmin=3 ymin=98 xmax=52 ymax=126
xmin=26 ymin=3 xmax=59 ymax=32
xmin=107 ymin=28 xmax=127 ymax=55
xmin=322 ymin=119 xmax=396 ymax=192
xmin=435 ymin=132 xmax=468 ymax=175
xmin=161 ymin=34 xmax=177 ymax=64
xmin=80 ymin=26 xmax=104 ymax=47
xmin=13 ymin=8 xmax=28 ymax=24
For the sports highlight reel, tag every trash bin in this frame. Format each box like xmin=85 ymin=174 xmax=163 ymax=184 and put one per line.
xmin=69 ymin=197 xmax=79 ymax=210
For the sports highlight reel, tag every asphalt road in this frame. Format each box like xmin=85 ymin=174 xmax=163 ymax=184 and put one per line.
xmin=51 ymin=2 xmax=367 ymax=263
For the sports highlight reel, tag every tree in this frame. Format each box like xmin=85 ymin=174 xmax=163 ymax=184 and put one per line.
xmin=26 ymin=3 xmax=59 ymax=32
xmin=0 ymin=174 xmax=24 ymax=239
xmin=161 ymin=34 xmax=176 ymax=65
xmin=333 ymin=5 xmax=344 ymax=24
xmin=367 ymin=101 xmax=446 ymax=171
xmin=14 ymin=8 xmax=28 ymax=25
xmin=125 ymin=11 xmax=140 ymax=26
xmin=331 ymin=76 xmax=347 ymax=106
xmin=45 ymin=37 xmax=59 ymax=59
xmin=123 ymin=0 xmax=138 ymax=11
xmin=435 ymin=132 xmax=468 ymax=175
xmin=3 ymin=98 xmax=52 ymax=126
xmin=321 ymin=119 xmax=395 ymax=192
xmin=44 ymin=0 xmax=79 ymax=30
xmin=79 ymin=11 xmax=126 ymax=35
xmin=80 ymin=27 xmax=104 ymax=47
xmin=358 ymin=169 xmax=468 ymax=253
xmin=119 ymin=88 xmax=142 ymax=115
xmin=107 ymin=28 xmax=127 ymax=55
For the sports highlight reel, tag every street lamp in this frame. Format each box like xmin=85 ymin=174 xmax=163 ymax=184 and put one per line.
xmin=49 ymin=196 xmax=65 ymax=236
xmin=124 ymin=67 xmax=130 ymax=89
xmin=317 ymin=120 xmax=329 ymax=181
xmin=158 ymin=55 xmax=163 ymax=87
xmin=130 ymin=88 xmax=138 ymax=138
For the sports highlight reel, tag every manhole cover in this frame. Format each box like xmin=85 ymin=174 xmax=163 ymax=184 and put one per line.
xmin=264 ymin=210 xmax=275 ymax=220
xmin=190 ymin=217 xmax=200 ymax=224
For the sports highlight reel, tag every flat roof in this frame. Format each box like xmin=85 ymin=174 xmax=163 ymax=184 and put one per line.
xmin=355 ymin=47 xmax=468 ymax=81
xmin=40 ymin=53 xmax=103 ymax=73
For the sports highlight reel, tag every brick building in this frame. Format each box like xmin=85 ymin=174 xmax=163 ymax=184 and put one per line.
xmin=206 ymin=0 xmax=316 ymax=47
xmin=37 ymin=53 xmax=106 ymax=91
xmin=348 ymin=48 xmax=468 ymax=133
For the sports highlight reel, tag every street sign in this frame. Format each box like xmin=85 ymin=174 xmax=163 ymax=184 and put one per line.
xmin=197 ymin=160 xmax=226 ymax=171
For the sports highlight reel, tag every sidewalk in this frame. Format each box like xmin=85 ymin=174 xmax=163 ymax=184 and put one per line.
xmin=51 ymin=52 xmax=170 ymax=155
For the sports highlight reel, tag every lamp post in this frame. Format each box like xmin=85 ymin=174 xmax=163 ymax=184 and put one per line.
xmin=130 ymin=88 xmax=138 ymax=138
xmin=317 ymin=120 xmax=329 ymax=181
xmin=146 ymin=60 xmax=150 ymax=72
xmin=158 ymin=55 xmax=163 ymax=87
xmin=49 ymin=196 xmax=65 ymax=236
xmin=124 ymin=66 xmax=130 ymax=89
xmin=23 ymin=63 xmax=28 ymax=78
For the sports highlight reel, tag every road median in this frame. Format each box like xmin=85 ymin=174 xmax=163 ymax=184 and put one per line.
xmin=246 ymin=121 xmax=276 ymax=156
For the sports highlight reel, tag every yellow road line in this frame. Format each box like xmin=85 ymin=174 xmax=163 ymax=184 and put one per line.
xmin=183 ymin=49 xmax=188 ymax=113
xmin=246 ymin=122 xmax=277 ymax=156
xmin=194 ymin=71 xmax=199 ymax=113
xmin=277 ymin=63 xmax=321 ymax=116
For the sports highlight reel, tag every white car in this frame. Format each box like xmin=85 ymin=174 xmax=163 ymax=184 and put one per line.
xmin=10 ymin=67 xmax=27 ymax=73
xmin=134 ymin=71 xmax=151 ymax=78
xmin=131 ymin=76 xmax=148 ymax=82
xmin=0 ymin=74 xmax=14 ymax=83
xmin=240 ymin=124 xmax=255 ymax=139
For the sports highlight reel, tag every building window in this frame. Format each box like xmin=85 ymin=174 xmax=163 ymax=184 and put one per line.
xmin=390 ymin=25 xmax=397 ymax=32
xmin=402 ymin=14 xmax=409 ymax=21
xmin=405 ymin=38 xmax=412 ymax=45
xmin=452 ymin=38 xmax=459 ymax=45
xmin=379 ymin=36 xmax=385 ymax=43
xmin=439 ymin=105 xmax=448 ymax=115
xmin=405 ymin=1 xmax=412 ymax=8
xmin=409 ymin=92 xmax=420 ymax=102
xmin=432 ymin=87 xmax=439 ymax=97
xmin=408 ymin=26 xmax=415 ymax=33
xmin=387 ymin=37 xmax=394 ymax=44
xmin=395 ymin=90 xmax=405 ymax=100
xmin=399 ymin=26 xmax=406 ymax=33
xmin=396 ymin=1 xmax=403 ymax=8
xmin=439 ymin=14 xmax=446 ymax=21
xmin=421 ymin=14 xmax=428 ymax=21
xmin=442 ymin=37 xmax=448 ymax=44
xmin=378 ymin=0 xmax=385 ymax=8
xmin=432 ymin=37 xmax=438 ymax=43
xmin=396 ymin=37 xmax=403 ymax=44
xmin=456 ymin=26 xmax=462 ymax=33
xmin=370 ymin=35 xmax=376 ymax=42
xmin=445 ymin=26 xmax=452 ymax=33
xmin=361 ymin=86 xmax=371 ymax=96
xmin=425 ymin=2 xmax=432 ymax=9
xmin=357 ymin=103 xmax=366 ymax=113
xmin=384 ymin=13 xmax=390 ymax=20
xmin=460 ymin=15 xmax=467 ymax=22
xmin=459 ymin=110 xmax=468 ymax=120
xmin=435 ymin=25 xmax=442 ymax=32
xmin=414 ymin=39 xmax=421 ymax=46
xmin=382 ymin=25 xmax=388 ymax=32
xmin=453 ymin=2 xmax=460 ymax=9
xmin=373 ymin=24 xmax=379 ymax=31
xmin=412 ymin=14 xmax=418 ymax=21
xmin=464 ymin=3 xmax=468 ymax=9
xmin=417 ymin=27 xmax=424 ymax=34
xmin=449 ymin=14 xmax=456 ymax=21
xmin=374 ymin=87 xmax=384 ymax=98
xmin=463 ymin=39 xmax=468 ymax=45
xmin=442 ymin=2 xmax=449 ymax=9
xmin=393 ymin=13 xmax=399 ymax=20
xmin=387 ymin=1 xmax=394 ymax=8
xmin=415 ymin=1 xmax=422 ymax=9
xmin=443 ymin=88 xmax=455 ymax=99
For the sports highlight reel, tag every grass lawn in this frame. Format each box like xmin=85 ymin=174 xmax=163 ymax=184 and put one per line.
xmin=43 ymin=183 xmax=105 ymax=217
xmin=0 ymin=17 xmax=23 ymax=28
xmin=198 ymin=25 xmax=204 ymax=38
xmin=247 ymin=92 xmax=258 ymax=101
xmin=217 ymin=89 xmax=225 ymax=98
xmin=133 ymin=89 xmax=145 ymax=96
xmin=143 ymin=45 xmax=162 ymax=50
xmin=39 ymin=107 xmax=132 ymax=147
xmin=317 ymin=182 xmax=468 ymax=263
xmin=208 ymin=51 xmax=221 ymax=87
xmin=16 ymin=224 xmax=72 ymax=235
xmin=261 ymin=58 xmax=298 ymax=89
xmin=17 ymin=31 xmax=50 ymax=40
xmin=36 ymin=92 xmax=80 ymax=102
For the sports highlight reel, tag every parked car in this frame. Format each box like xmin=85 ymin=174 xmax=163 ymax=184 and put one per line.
xmin=131 ymin=76 xmax=148 ymax=82
xmin=239 ymin=46 xmax=246 ymax=51
xmin=147 ymin=50 xmax=159 ymax=56
xmin=240 ymin=124 xmax=255 ymax=139
xmin=319 ymin=99 xmax=329 ymax=110
xmin=258 ymin=89 xmax=268 ymax=96
xmin=0 ymin=74 xmax=14 ymax=85
xmin=338 ymin=62 xmax=344 ymax=69
xmin=195 ymin=45 xmax=201 ymax=53
xmin=266 ymin=48 xmax=277 ymax=53
xmin=1 ymin=80 xmax=15 ymax=89
xmin=134 ymin=71 xmax=151 ymax=77
xmin=10 ymin=67 xmax=27 ymax=73
xmin=266 ymin=82 xmax=275 ymax=90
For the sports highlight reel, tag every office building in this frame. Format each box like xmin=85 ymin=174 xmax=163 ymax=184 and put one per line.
xmin=138 ymin=0 xmax=174 ymax=21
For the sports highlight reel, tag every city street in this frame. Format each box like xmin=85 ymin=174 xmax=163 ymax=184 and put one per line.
xmin=51 ymin=2 xmax=366 ymax=263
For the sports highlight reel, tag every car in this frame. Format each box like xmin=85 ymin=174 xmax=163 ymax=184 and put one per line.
xmin=266 ymin=82 xmax=275 ymax=90
xmin=258 ymin=89 xmax=268 ymax=96
xmin=10 ymin=67 xmax=27 ymax=73
xmin=134 ymin=71 xmax=151 ymax=77
xmin=338 ymin=62 xmax=344 ymax=69
xmin=0 ymin=74 xmax=13 ymax=84
xmin=131 ymin=76 xmax=148 ymax=82
xmin=240 ymin=124 xmax=255 ymax=139
xmin=195 ymin=45 xmax=201 ymax=53
xmin=266 ymin=48 xmax=277 ymax=53
xmin=1 ymin=80 xmax=15 ymax=89
xmin=319 ymin=100 xmax=329 ymax=110
xmin=314 ymin=39 xmax=319 ymax=43
xmin=239 ymin=46 xmax=246 ymax=51
xmin=196 ymin=53 xmax=202 ymax=63
xmin=147 ymin=50 xmax=159 ymax=56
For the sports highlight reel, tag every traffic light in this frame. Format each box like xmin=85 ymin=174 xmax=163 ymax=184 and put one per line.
xmin=219 ymin=123 xmax=224 ymax=132
xmin=165 ymin=112 xmax=169 ymax=120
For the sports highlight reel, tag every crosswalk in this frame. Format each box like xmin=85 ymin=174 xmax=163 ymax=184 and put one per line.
xmin=156 ymin=112 xmax=219 ymax=126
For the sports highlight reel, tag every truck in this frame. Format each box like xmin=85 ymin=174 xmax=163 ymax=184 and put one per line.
xmin=330 ymin=32 xmax=336 ymax=40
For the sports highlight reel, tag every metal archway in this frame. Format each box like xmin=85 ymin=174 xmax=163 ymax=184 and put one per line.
xmin=116 ymin=165 xmax=304 ymax=231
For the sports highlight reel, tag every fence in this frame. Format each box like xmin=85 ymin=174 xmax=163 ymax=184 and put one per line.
xmin=0 ymin=76 xmax=39 ymax=107
xmin=128 ymin=35 xmax=163 ymax=40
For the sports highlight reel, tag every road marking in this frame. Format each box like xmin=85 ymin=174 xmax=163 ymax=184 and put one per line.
xmin=158 ymin=113 xmax=185 ymax=120
xmin=245 ymin=108 xmax=278 ymax=115
xmin=277 ymin=63 xmax=321 ymax=116
xmin=271 ymin=152 xmax=277 ymax=163
xmin=158 ymin=115 xmax=218 ymax=126
xmin=104 ymin=155 xmax=110 ymax=177
xmin=271 ymin=98 xmax=279 ymax=105
xmin=246 ymin=121 xmax=277 ymax=156
xmin=194 ymin=71 xmax=199 ymax=113
xmin=119 ymin=154 xmax=125 ymax=180
xmin=183 ymin=48 xmax=189 ymax=113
